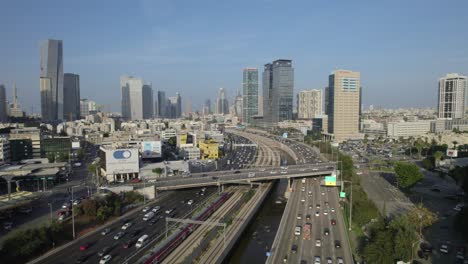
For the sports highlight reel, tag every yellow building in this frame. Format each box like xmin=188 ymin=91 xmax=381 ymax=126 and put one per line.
xmin=198 ymin=140 xmax=219 ymax=160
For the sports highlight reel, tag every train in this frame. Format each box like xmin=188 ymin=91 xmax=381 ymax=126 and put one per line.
xmin=142 ymin=192 xmax=232 ymax=264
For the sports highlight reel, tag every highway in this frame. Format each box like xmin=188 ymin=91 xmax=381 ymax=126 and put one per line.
xmin=34 ymin=187 xmax=216 ymax=264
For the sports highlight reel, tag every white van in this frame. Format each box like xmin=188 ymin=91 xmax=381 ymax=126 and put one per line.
xmin=143 ymin=212 xmax=155 ymax=221
xmin=135 ymin=234 xmax=149 ymax=248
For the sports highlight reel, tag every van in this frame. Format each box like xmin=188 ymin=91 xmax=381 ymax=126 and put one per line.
xmin=135 ymin=234 xmax=149 ymax=248
xmin=143 ymin=212 xmax=155 ymax=221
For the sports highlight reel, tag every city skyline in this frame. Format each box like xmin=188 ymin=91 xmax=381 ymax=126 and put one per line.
xmin=2 ymin=1 xmax=468 ymax=113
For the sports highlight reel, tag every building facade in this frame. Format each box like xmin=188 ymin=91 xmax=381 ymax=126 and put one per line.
xmin=156 ymin=91 xmax=166 ymax=118
xmin=438 ymin=73 xmax=467 ymax=119
xmin=121 ymin=76 xmax=153 ymax=120
xmin=327 ymin=70 xmax=361 ymax=142
xmin=0 ymin=137 xmax=10 ymax=163
xmin=387 ymin=121 xmax=431 ymax=138
xmin=40 ymin=39 xmax=64 ymax=122
xmin=262 ymin=59 xmax=294 ymax=124
xmin=80 ymin=98 xmax=96 ymax=117
xmin=297 ymin=89 xmax=322 ymax=119
xmin=63 ymin=73 xmax=80 ymax=121
xmin=9 ymin=128 xmax=42 ymax=159
xmin=217 ymin=88 xmax=229 ymax=115
xmin=0 ymin=84 xmax=7 ymax=122
xmin=142 ymin=84 xmax=154 ymax=119
xmin=242 ymin=68 xmax=259 ymax=124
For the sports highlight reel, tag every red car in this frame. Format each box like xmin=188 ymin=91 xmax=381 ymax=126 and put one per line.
xmin=79 ymin=243 xmax=90 ymax=251
xmin=331 ymin=219 xmax=336 ymax=225
xmin=131 ymin=178 xmax=142 ymax=183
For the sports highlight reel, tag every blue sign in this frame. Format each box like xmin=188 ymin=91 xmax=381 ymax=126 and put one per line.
xmin=113 ymin=150 xmax=132 ymax=159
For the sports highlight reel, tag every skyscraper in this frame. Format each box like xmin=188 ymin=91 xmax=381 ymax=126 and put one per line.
xmin=217 ymin=88 xmax=229 ymax=115
xmin=262 ymin=59 xmax=294 ymax=124
xmin=157 ymin=91 xmax=167 ymax=118
xmin=9 ymin=82 xmax=24 ymax=118
xmin=324 ymin=86 xmax=329 ymax=115
xmin=297 ymin=89 xmax=322 ymax=119
xmin=40 ymin=39 xmax=63 ymax=122
xmin=80 ymin=98 xmax=97 ymax=117
xmin=0 ymin=84 xmax=7 ymax=122
xmin=327 ymin=70 xmax=361 ymax=142
xmin=121 ymin=75 xmax=145 ymax=120
xmin=438 ymin=73 xmax=467 ymax=119
xmin=166 ymin=93 xmax=182 ymax=119
xmin=142 ymin=84 xmax=154 ymax=119
xmin=63 ymin=73 xmax=80 ymax=121
xmin=203 ymin=98 xmax=212 ymax=115
xmin=234 ymin=90 xmax=243 ymax=118
xmin=242 ymin=68 xmax=258 ymax=124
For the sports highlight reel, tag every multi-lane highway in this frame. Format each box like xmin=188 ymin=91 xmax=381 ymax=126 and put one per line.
xmin=34 ymin=187 xmax=216 ymax=264
xmin=269 ymin=178 xmax=353 ymax=264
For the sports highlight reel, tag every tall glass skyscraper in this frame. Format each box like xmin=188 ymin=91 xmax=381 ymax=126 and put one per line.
xmin=242 ymin=68 xmax=258 ymax=124
xmin=121 ymin=75 xmax=144 ymax=120
xmin=63 ymin=73 xmax=80 ymax=121
xmin=157 ymin=91 xmax=166 ymax=118
xmin=40 ymin=39 xmax=63 ymax=122
xmin=262 ymin=59 xmax=294 ymax=124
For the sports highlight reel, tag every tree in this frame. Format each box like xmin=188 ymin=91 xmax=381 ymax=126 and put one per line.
xmin=152 ymin=167 xmax=164 ymax=177
xmin=168 ymin=136 xmax=176 ymax=146
xmin=453 ymin=140 xmax=458 ymax=149
xmin=415 ymin=138 xmax=424 ymax=160
xmin=363 ymin=134 xmax=369 ymax=152
xmin=181 ymin=124 xmax=186 ymax=130
xmin=77 ymin=148 xmax=85 ymax=161
xmin=421 ymin=158 xmax=434 ymax=170
xmin=46 ymin=153 xmax=55 ymax=163
xmin=394 ymin=162 xmax=423 ymax=188
xmin=433 ymin=151 xmax=443 ymax=167
xmin=81 ymin=199 xmax=98 ymax=218
xmin=96 ymin=206 xmax=113 ymax=222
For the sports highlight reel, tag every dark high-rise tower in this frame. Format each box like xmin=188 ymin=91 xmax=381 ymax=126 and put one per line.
xmin=63 ymin=73 xmax=80 ymax=121
xmin=40 ymin=39 xmax=64 ymax=122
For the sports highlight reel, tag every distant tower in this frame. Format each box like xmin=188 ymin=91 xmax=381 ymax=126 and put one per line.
xmin=40 ymin=39 xmax=64 ymax=122
xmin=63 ymin=73 xmax=80 ymax=121
xmin=242 ymin=68 xmax=258 ymax=124
xmin=0 ymin=84 xmax=7 ymax=122
xmin=9 ymin=82 xmax=24 ymax=118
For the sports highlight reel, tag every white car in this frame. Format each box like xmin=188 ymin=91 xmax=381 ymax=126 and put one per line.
xmin=315 ymin=211 xmax=320 ymax=217
xmin=152 ymin=206 xmax=161 ymax=212
xmin=142 ymin=206 xmax=150 ymax=212
xmin=315 ymin=239 xmax=322 ymax=247
xmin=331 ymin=208 xmax=335 ymax=213
xmin=324 ymin=210 xmax=329 ymax=215
xmin=440 ymin=244 xmax=449 ymax=254
xmin=301 ymin=198 xmax=306 ymax=203
xmin=122 ymin=222 xmax=132 ymax=230
xmin=280 ymin=171 xmax=287 ymax=174
xmin=100 ymin=254 xmax=112 ymax=264
xmin=187 ymin=199 xmax=194 ymax=205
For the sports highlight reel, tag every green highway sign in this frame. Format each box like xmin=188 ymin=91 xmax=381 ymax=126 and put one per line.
xmin=340 ymin=192 xmax=346 ymax=198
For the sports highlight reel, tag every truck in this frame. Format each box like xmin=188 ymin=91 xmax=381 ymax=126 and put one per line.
xmin=303 ymin=223 xmax=312 ymax=240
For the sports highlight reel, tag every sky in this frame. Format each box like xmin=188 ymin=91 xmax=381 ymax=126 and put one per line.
xmin=1 ymin=0 xmax=468 ymax=114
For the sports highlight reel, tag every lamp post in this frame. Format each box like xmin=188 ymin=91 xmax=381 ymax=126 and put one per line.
xmin=71 ymin=185 xmax=81 ymax=239
xmin=47 ymin=203 xmax=53 ymax=221
xmin=343 ymin=180 xmax=353 ymax=231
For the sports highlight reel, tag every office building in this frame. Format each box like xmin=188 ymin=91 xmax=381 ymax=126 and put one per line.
xmin=297 ymin=89 xmax=322 ymax=119
xmin=166 ymin=93 xmax=182 ymax=119
xmin=9 ymin=83 xmax=24 ymax=118
xmin=121 ymin=76 xmax=153 ymax=120
xmin=63 ymin=73 xmax=80 ymax=121
xmin=40 ymin=39 xmax=63 ymax=122
xmin=142 ymin=84 xmax=154 ymax=119
xmin=387 ymin=121 xmax=431 ymax=138
xmin=217 ymin=88 xmax=229 ymax=115
xmin=438 ymin=73 xmax=467 ymax=119
xmin=234 ymin=90 xmax=243 ymax=118
xmin=0 ymin=84 xmax=7 ymax=122
xmin=80 ymin=98 xmax=97 ymax=117
xmin=262 ymin=59 xmax=294 ymax=124
xmin=324 ymin=87 xmax=329 ymax=115
xmin=9 ymin=127 xmax=42 ymax=158
xmin=431 ymin=118 xmax=468 ymax=133
xmin=327 ymin=70 xmax=361 ymax=142
xmin=156 ymin=91 xmax=167 ymax=118
xmin=0 ymin=137 xmax=10 ymax=163
xmin=242 ymin=68 xmax=258 ymax=124
xmin=204 ymin=99 xmax=212 ymax=115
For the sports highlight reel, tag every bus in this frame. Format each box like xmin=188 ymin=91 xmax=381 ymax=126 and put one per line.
xmin=135 ymin=234 xmax=149 ymax=248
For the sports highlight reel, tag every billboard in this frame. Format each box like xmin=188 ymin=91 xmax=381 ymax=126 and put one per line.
xmin=71 ymin=141 xmax=80 ymax=149
xmin=105 ymin=148 xmax=139 ymax=175
xmin=141 ymin=141 xmax=162 ymax=158
xmin=325 ymin=176 xmax=337 ymax=186
xmin=447 ymin=149 xmax=458 ymax=158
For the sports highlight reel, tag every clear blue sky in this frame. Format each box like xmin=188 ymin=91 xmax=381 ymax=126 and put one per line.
xmin=1 ymin=0 xmax=468 ymax=113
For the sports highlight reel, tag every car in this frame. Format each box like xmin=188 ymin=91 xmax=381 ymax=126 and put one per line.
xmin=301 ymin=198 xmax=306 ymax=203
xmin=100 ymin=228 xmax=111 ymax=236
xmin=131 ymin=229 xmax=142 ymax=237
xmin=335 ymin=240 xmax=341 ymax=248
xmin=308 ymin=205 xmax=313 ymax=209
xmin=297 ymin=214 xmax=302 ymax=220
xmin=291 ymin=244 xmax=298 ymax=253
xmin=270 ymin=171 xmax=277 ymax=174
xmin=324 ymin=228 xmax=330 ymax=236
xmin=114 ymin=231 xmax=125 ymax=240
xmin=62 ymin=203 xmax=71 ymax=209
xmin=234 ymin=170 xmax=241 ymax=174
xmin=122 ymin=239 xmax=134 ymax=249
xmin=308 ymin=191 xmax=313 ymax=196
xmin=327 ymin=257 xmax=333 ymax=264
xmin=315 ymin=211 xmax=320 ymax=217
xmin=131 ymin=178 xmax=142 ymax=183
xmin=98 ymin=246 xmax=111 ymax=257
xmin=152 ymin=206 xmax=161 ymax=212
xmin=280 ymin=171 xmax=287 ymax=174
xmin=440 ymin=244 xmax=449 ymax=254
xmin=294 ymin=226 xmax=302 ymax=236
xmin=73 ymin=199 xmax=81 ymax=206
xmin=149 ymin=218 xmax=158 ymax=225
xmin=142 ymin=207 xmax=150 ymax=212
xmin=331 ymin=219 xmax=336 ymax=225
xmin=306 ymin=214 xmax=311 ymax=220
xmin=212 ymin=176 xmax=219 ymax=180
xmin=316 ymin=204 xmax=320 ymax=209
xmin=314 ymin=256 xmax=321 ymax=264
xmin=99 ymin=254 xmax=112 ymax=264
xmin=79 ymin=243 xmax=90 ymax=251
xmin=321 ymin=191 xmax=325 ymax=195
xmin=431 ymin=188 xmax=441 ymax=192
xmin=331 ymin=208 xmax=335 ymax=213
xmin=315 ymin=239 xmax=322 ymax=247
xmin=337 ymin=257 xmax=344 ymax=264
xmin=122 ymin=222 xmax=132 ymax=230
xmin=324 ymin=209 xmax=329 ymax=215
xmin=187 ymin=199 xmax=194 ymax=205
xmin=301 ymin=187 xmax=305 ymax=192
xmin=3 ymin=222 xmax=13 ymax=230
xmin=75 ymin=255 xmax=89 ymax=263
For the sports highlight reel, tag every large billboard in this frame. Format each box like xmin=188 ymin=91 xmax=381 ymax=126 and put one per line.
xmin=141 ymin=141 xmax=162 ymax=158
xmin=105 ymin=148 xmax=139 ymax=174
xmin=325 ymin=176 xmax=337 ymax=186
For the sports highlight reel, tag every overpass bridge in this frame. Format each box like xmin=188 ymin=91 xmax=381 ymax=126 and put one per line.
xmin=154 ymin=163 xmax=337 ymax=191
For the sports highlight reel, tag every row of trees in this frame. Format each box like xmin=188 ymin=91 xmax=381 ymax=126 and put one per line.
xmin=361 ymin=205 xmax=437 ymax=263
xmin=394 ymin=162 xmax=424 ymax=188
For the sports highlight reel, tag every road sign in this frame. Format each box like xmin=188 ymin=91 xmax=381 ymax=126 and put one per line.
xmin=325 ymin=176 xmax=336 ymax=186
xmin=340 ymin=192 xmax=346 ymax=198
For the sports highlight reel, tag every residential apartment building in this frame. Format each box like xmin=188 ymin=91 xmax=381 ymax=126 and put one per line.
xmin=438 ymin=73 xmax=467 ymax=119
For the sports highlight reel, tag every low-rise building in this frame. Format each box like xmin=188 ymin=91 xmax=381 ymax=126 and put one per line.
xmin=387 ymin=120 xmax=431 ymax=138
xmin=431 ymin=119 xmax=468 ymax=133
xmin=0 ymin=137 xmax=10 ymax=163
xmin=9 ymin=127 xmax=41 ymax=158
xmin=180 ymin=147 xmax=201 ymax=160
xmin=41 ymin=136 xmax=71 ymax=162
xmin=198 ymin=140 xmax=219 ymax=160
xmin=98 ymin=147 xmax=139 ymax=183
xmin=9 ymin=139 xmax=33 ymax=162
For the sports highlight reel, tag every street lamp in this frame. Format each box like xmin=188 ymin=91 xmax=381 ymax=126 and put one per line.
xmin=71 ymin=185 xmax=81 ymax=239
xmin=47 ymin=203 xmax=53 ymax=221
xmin=342 ymin=180 xmax=353 ymax=231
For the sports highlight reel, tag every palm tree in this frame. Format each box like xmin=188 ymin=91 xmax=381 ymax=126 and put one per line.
xmin=433 ymin=151 xmax=443 ymax=167
xmin=438 ymin=134 xmax=442 ymax=144
xmin=363 ymin=134 xmax=369 ymax=152
xmin=415 ymin=138 xmax=424 ymax=160
xmin=452 ymin=140 xmax=458 ymax=150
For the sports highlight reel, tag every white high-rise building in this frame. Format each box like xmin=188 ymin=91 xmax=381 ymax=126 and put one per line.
xmin=297 ymin=89 xmax=322 ymax=119
xmin=121 ymin=76 xmax=153 ymax=120
xmin=438 ymin=73 xmax=467 ymax=119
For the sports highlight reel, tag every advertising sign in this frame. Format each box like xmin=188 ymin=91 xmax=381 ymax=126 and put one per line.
xmin=105 ymin=148 xmax=139 ymax=174
xmin=71 ymin=141 xmax=80 ymax=149
xmin=447 ymin=149 xmax=458 ymax=158
xmin=141 ymin=141 xmax=162 ymax=158
xmin=325 ymin=176 xmax=337 ymax=186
